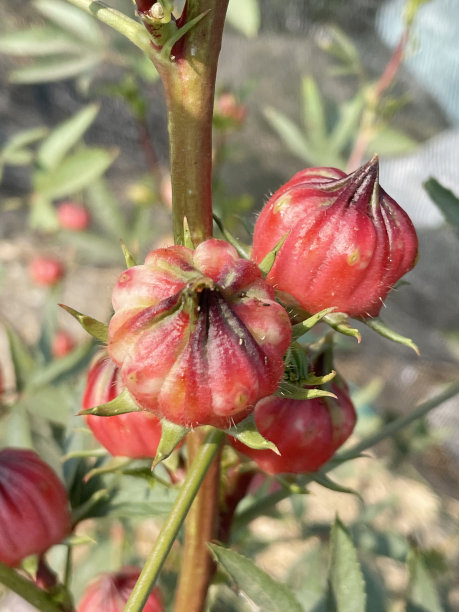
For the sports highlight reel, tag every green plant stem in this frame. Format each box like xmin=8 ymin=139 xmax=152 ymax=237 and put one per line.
xmin=65 ymin=0 xmax=153 ymax=56
xmin=0 ymin=562 xmax=67 ymax=612
xmin=234 ymin=381 xmax=459 ymax=530
xmin=123 ymin=428 xmax=224 ymax=612
xmin=173 ymin=430 xmax=222 ymax=612
xmin=152 ymin=0 xmax=229 ymax=245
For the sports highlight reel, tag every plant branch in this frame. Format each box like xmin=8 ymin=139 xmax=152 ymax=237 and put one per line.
xmin=234 ymin=381 xmax=459 ymax=530
xmin=65 ymin=0 xmax=153 ymax=56
xmin=123 ymin=428 xmax=225 ymax=612
xmin=0 ymin=562 xmax=68 ymax=612
xmin=173 ymin=429 xmax=222 ymax=612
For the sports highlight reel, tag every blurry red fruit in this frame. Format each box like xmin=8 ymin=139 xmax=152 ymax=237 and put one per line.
xmin=77 ymin=566 xmax=164 ymax=612
xmin=52 ymin=329 xmax=75 ymax=358
xmin=251 ymin=156 xmax=418 ymax=318
xmin=29 ymin=256 xmax=64 ymax=286
xmin=57 ymin=201 xmax=90 ymax=231
xmin=0 ymin=448 xmax=71 ymax=567
xmin=231 ymin=377 xmax=356 ymax=474
xmin=83 ymin=352 xmax=162 ymax=458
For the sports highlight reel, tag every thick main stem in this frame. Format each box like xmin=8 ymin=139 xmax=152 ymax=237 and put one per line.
xmin=157 ymin=0 xmax=229 ymax=245
xmin=173 ymin=430 xmax=222 ymax=612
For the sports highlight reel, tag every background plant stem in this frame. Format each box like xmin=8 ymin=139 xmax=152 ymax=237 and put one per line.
xmin=0 ymin=562 xmax=68 ymax=612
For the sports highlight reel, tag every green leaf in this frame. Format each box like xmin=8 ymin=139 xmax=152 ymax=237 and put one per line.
xmin=28 ymin=194 xmax=59 ymax=231
xmin=85 ymin=179 xmax=127 ymax=238
xmin=329 ymin=94 xmax=365 ymax=154
xmin=368 ymin=125 xmax=417 ymax=157
xmin=406 ymin=549 xmax=442 ymax=612
xmin=276 ymin=381 xmax=336 ymax=400
xmin=37 ymin=103 xmax=100 ymax=171
xmin=226 ymin=0 xmax=260 ymax=38
xmin=209 ymin=543 xmax=302 ymax=612
xmin=35 ymin=0 xmax=102 ymax=46
xmin=312 ymin=473 xmax=362 ymax=500
xmin=226 ymin=412 xmax=279 ymax=454
xmin=4 ymin=404 xmax=34 ymax=450
xmin=59 ymin=304 xmax=108 ymax=343
xmin=301 ymin=76 xmax=327 ymax=147
xmin=2 ymin=321 xmax=36 ymax=392
xmin=9 ymin=54 xmax=100 ymax=84
xmin=424 ymin=177 xmax=459 ymax=236
xmin=327 ymin=518 xmax=366 ymax=612
xmin=212 ymin=213 xmax=251 ymax=259
xmin=58 ymin=231 xmax=124 ymax=265
xmin=361 ymin=317 xmax=419 ymax=355
xmin=0 ymin=26 xmax=84 ymax=56
xmin=78 ymin=388 xmax=142 ymax=417
xmin=264 ymin=106 xmax=313 ymax=162
xmin=27 ymin=341 xmax=94 ymax=389
xmin=1 ymin=127 xmax=48 ymax=156
xmin=152 ymin=420 xmax=188 ymax=468
xmin=18 ymin=385 xmax=75 ymax=426
xmin=34 ymin=147 xmax=117 ymax=199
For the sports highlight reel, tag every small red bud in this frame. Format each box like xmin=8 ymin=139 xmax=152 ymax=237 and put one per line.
xmin=215 ymin=92 xmax=247 ymax=127
xmin=77 ymin=567 xmax=164 ymax=612
xmin=52 ymin=329 xmax=75 ymax=358
xmin=57 ymin=201 xmax=90 ymax=231
xmin=83 ymin=352 xmax=162 ymax=458
xmin=29 ymin=256 xmax=64 ymax=287
xmin=251 ymin=157 xmax=418 ymax=318
xmin=0 ymin=448 xmax=71 ymax=567
xmin=232 ymin=377 xmax=356 ymax=474
xmin=108 ymin=239 xmax=292 ymax=428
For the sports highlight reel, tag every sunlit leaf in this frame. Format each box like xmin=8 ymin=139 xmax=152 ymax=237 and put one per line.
xmin=37 ymin=103 xmax=100 ymax=171
xmin=301 ymin=76 xmax=327 ymax=147
xmin=406 ymin=549 xmax=442 ymax=612
xmin=209 ymin=543 xmax=302 ymax=612
xmin=264 ymin=106 xmax=312 ymax=161
xmin=226 ymin=413 xmax=279 ymax=453
xmin=226 ymin=0 xmax=260 ymax=38
xmin=0 ymin=26 xmax=84 ymax=56
xmin=9 ymin=54 xmax=100 ymax=84
xmin=326 ymin=517 xmax=366 ymax=612
xmin=35 ymin=0 xmax=102 ymax=46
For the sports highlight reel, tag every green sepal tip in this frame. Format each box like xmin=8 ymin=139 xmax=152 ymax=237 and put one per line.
xmin=276 ymin=381 xmax=337 ymax=400
xmin=360 ymin=317 xmax=419 ymax=355
xmin=160 ymin=9 xmax=211 ymax=60
xmin=226 ymin=413 xmax=279 ymax=455
xmin=292 ymin=307 xmax=336 ymax=339
xmin=258 ymin=233 xmax=288 ymax=277
xmin=152 ymin=419 xmax=189 ymax=469
xmin=213 ymin=213 xmax=251 ymax=259
xmin=183 ymin=216 xmax=196 ymax=250
xmin=77 ymin=388 xmax=142 ymax=417
xmin=59 ymin=304 xmax=108 ymax=343
xmin=120 ymin=239 xmax=137 ymax=268
xmin=323 ymin=312 xmax=361 ymax=342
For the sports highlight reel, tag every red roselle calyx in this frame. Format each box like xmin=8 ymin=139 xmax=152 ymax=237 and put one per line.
xmin=0 ymin=448 xmax=71 ymax=567
xmin=231 ymin=375 xmax=357 ymax=474
xmin=108 ymin=239 xmax=292 ymax=428
xmin=77 ymin=566 xmax=164 ymax=612
xmin=82 ymin=352 xmax=162 ymax=458
xmin=251 ymin=156 xmax=418 ymax=318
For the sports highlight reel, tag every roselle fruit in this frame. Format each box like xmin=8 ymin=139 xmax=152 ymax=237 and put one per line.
xmin=57 ymin=201 xmax=90 ymax=231
xmin=77 ymin=566 xmax=164 ymax=612
xmin=83 ymin=352 xmax=162 ymax=458
xmin=231 ymin=377 xmax=356 ymax=474
xmin=108 ymin=239 xmax=292 ymax=428
xmin=0 ymin=448 xmax=71 ymax=567
xmin=28 ymin=256 xmax=64 ymax=286
xmin=251 ymin=156 xmax=418 ymax=318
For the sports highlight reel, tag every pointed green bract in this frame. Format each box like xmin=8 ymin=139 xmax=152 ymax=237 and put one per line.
xmin=120 ymin=240 xmax=137 ymax=268
xmin=276 ymin=381 xmax=336 ymax=400
xmin=324 ymin=312 xmax=361 ymax=342
xmin=59 ymin=304 xmax=108 ymax=343
xmin=226 ymin=413 xmax=279 ymax=454
xmin=182 ymin=217 xmax=196 ymax=249
xmin=361 ymin=317 xmax=419 ymax=354
xmin=213 ymin=213 xmax=251 ymax=259
xmin=292 ymin=307 xmax=336 ymax=339
xmin=208 ymin=543 xmax=302 ymax=612
xmin=313 ymin=473 xmax=362 ymax=501
xmin=258 ymin=233 xmax=288 ymax=276
xmin=152 ymin=420 xmax=189 ymax=469
xmin=2 ymin=321 xmax=36 ymax=392
xmin=78 ymin=388 xmax=142 ymax=417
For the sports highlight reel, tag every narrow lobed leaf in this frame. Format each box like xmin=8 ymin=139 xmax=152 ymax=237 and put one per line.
xmin=226 ymin=413 xmax=280 ymax=454
xmin=77 ymin=388 xmax=143 ymax=417
xmin=361 ymin=317 xmax=419 ymax=355
xmin=152 ymin=420 xmax=188 ymax=468
xmin=59 ymin=304 xmax=108 ymax=342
